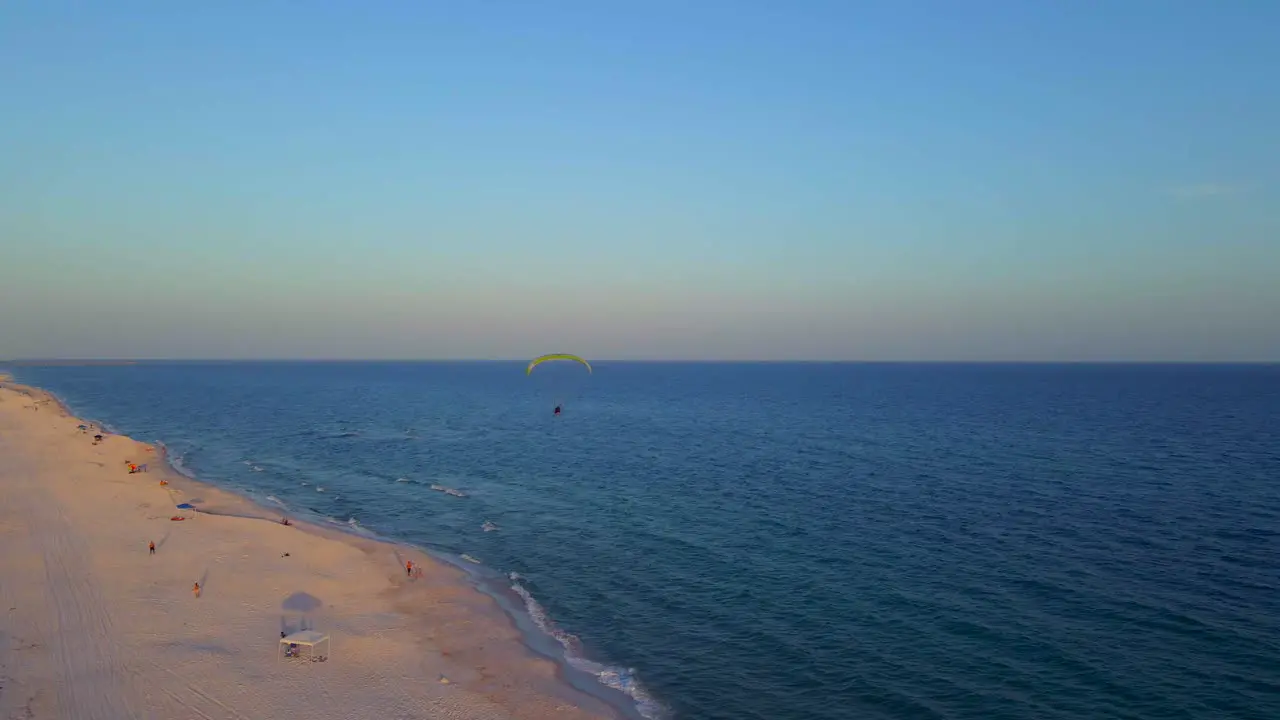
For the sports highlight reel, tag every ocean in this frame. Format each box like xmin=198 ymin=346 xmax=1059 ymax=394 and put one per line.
xmin=7 ymin=361 xmax=1279 ymax=720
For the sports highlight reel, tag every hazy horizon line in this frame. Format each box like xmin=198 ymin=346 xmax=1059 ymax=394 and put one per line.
xmin=3 ymin=358 xmax=1277 ymax=367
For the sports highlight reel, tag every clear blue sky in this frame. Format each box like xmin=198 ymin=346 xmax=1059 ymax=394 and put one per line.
xmin=2 ymin=1 xmax=1276 ymax=361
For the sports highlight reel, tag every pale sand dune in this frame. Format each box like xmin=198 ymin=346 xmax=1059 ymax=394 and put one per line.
xmin=0 ymin=381 xmax=621 ymax=720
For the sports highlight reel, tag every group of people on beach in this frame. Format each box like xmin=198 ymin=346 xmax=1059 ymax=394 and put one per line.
xmin=129 ymin=455 xmax=208 ymax=600
xmin=77 ymin=422 xmax=104 ymax=442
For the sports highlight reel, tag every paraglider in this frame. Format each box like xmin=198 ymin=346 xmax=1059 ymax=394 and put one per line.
xmin=525 ymin=353 xmax=592 ymax=375
xmin=527 ymin=354 xmax=590 ymax=415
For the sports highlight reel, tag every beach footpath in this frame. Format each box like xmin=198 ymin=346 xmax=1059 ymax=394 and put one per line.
xmin=0 ymin=379 xmax=619 ymax=720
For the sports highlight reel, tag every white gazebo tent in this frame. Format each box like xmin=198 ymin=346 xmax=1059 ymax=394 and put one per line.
xmin=278 ymin=630 xmax=330 ymax=663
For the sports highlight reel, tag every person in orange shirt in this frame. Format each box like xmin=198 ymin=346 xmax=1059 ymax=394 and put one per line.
xmin=192 ymin=582 xmax=201 ymax=598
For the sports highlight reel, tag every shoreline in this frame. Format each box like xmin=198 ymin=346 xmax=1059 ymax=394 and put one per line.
xmin=150 ymin=440 xmax=651 ymax=720
xmin=0 ymin=375 xmax=641 ymax=720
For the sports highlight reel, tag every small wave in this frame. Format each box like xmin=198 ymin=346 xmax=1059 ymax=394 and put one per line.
xmin=509 ymin=573 xmax=664 ymax=719
xmin=251 ymin=465 xmax=263 ymax=472
xmin=430 ymin=484 xmax=468 ymax=498
xmin=482 ymin=520 xmax=499 ymax=532
xmin=316 ymin=514 xmax=378 ymax=539
xmin=316 ymin=486 xmax=326 ymax=493
xmin=396 ymin=477 xmax=411 ymax=483
xmin=265 ymin=495 xmax=286 ymax=508
xmin=461 ymin=554 xmax=482 ymax=564
xmin=167 ymin=452 xmax=199 ymax=480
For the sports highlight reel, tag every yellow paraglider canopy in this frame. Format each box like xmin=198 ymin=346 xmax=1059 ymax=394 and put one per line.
xmin=526 ymin=353 xmax=592 ymax=375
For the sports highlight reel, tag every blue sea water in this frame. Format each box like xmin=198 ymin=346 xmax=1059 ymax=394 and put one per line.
xmin=7 ymin=361 xmax=1280 ymax=720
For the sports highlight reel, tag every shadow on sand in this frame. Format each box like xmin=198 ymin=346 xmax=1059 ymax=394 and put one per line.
xmin=280 ymin=591 xmax=323 ymax=635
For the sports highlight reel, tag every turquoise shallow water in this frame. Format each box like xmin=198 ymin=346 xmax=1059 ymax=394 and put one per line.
xmin=10 ymin=361 xmax=1280 ymax=720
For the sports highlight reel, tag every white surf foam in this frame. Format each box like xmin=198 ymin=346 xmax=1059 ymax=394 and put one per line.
xmin=508 ymin=573 xmax=666 ymax=719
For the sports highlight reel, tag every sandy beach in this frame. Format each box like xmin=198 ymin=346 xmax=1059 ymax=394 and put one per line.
xmin=0 ymin=376 xmax=621 ymax=720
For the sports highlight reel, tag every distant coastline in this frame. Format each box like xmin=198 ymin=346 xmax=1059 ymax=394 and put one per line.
xmin=4 ymin=359 xmax=141 ymax=367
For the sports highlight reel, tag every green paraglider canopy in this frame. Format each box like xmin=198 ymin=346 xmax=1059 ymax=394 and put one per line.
xmin=526 ymin=353 xmax=592 ymax=375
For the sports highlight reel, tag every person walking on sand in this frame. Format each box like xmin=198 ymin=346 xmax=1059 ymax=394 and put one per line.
xmin=149 ymin=541 xmax=155 ymax=556
xmin=406 ymin=560 xmax=413 ymax=578
xmin=192 ymin=582 xmax=201 ymax=598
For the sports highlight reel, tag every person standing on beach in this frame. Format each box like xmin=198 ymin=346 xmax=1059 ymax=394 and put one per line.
xmin=406 ymin=560 xmax=413 ymax=577
xmin=149 ymin=541 xmax=155 ymax=555
xmin=192 ymin=582 xmax=201 ymax=598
